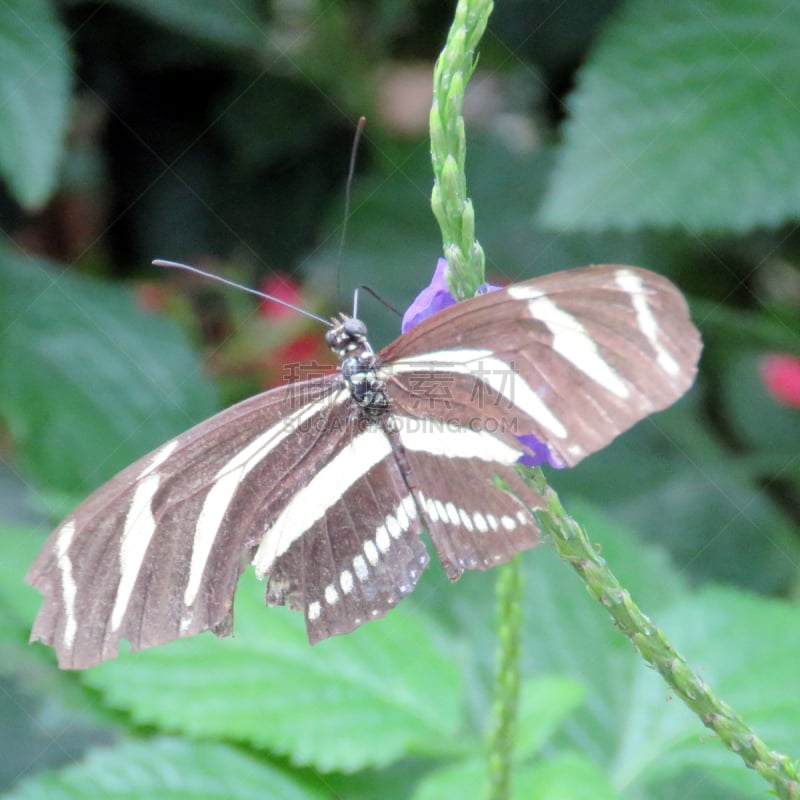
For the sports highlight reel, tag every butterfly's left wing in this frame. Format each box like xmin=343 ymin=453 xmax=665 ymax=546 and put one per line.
xmin=27 ymin=378 xmax=350 ymax=668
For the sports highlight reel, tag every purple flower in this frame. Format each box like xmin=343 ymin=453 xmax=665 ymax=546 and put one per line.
xmin=403 ymin=259 xmax=503 ymax=333
xmin=401 ymin=259 xmax=457 ymax=333
xmin=404 ymin=259 xmax=563 ymax=469
xmin=516 ymin=434 xmax=564 ymax=469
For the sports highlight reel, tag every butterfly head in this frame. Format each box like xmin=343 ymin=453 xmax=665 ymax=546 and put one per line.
xmin=325 ymin=314 xmax=373 ymax=360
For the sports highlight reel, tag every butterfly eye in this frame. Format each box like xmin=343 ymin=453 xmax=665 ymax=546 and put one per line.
xmin=343 ymin=319 xmax=367 ymax=338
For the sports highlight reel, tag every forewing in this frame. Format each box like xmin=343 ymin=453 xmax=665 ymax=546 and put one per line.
xmin=381 ymin=265 xmax=702 ymax=467
xmin=27 ymin=377 xmax=346 ymax=669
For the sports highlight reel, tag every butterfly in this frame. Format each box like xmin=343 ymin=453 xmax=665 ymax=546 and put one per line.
xmin=27 ymin=262 xmax=701 ymax=668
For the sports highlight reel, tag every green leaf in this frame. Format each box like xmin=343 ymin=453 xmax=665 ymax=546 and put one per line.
xmin=107 ymin=0 xmax=264 ymax=50
xmin=0 ymin=247 xmax=218 ymax=495
xmin=4 ymin=737 xmax=326 ymax=799
xmin=320 ymin=760 xmax=431 ymax=800
xmin=0 ymin=0 xmax=71 ymax=209
xmin=614 ymin=467 xmax=800 ymax=594
xmin=610 ymin=587 xmax=800 ymax=797
xmin=550 ymin=398 xmax=719 ymax=506
xmin=515 ymin=752 xmax=620 ymax=799
xmin=412 ymin=752 xmax=620 ymax=800
xmin=0 ymin=525 xmax=42 ymax=635
xmin=0 ymin=530 xmax=129 ymax=792
xmin=410 ymin=758 xmax=487 ymax=800
xmin=81 ymin=569 xmax=462 ymax=773
xmin=514 ymin=675 xmax=586 ymax=760
xmin=647 ymin=767 xmax=757 ymax=800
xmin=515 ymin=753 xmax=620 ymax=800
xmin=539 ymin=0 xmax=800 ymax=233
xmin=527 ymin=504 xmax=800 ymax=799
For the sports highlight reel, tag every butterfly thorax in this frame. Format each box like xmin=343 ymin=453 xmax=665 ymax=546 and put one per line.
xmin=326 ymin=314 xmax=389 ymax=416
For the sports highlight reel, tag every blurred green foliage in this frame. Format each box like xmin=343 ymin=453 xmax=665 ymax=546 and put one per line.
xmin=0 ymin=1 xmax=798 ymax=798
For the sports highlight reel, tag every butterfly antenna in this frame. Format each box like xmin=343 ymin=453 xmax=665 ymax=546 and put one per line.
xmin=352 ymin=284 xmax=403 ymax=321
xmin=336 ymin=116 xmax=367 ymax=309
xmin=153 ymin=259 xmax=332 ymax=327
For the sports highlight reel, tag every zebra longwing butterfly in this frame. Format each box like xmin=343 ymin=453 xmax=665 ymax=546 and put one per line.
xmin=27 ymin=264 xmax=701 ymax=669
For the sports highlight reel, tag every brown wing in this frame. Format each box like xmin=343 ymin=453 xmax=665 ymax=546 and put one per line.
xmin=380 ymin=265 xmax=701 ymax=467
xmin=259 ymin=425 xmax=430 ymax=643
xmin=27 ymin=376 xmax=349 ymax=668
xmin=390 ymin=435 xmax=544 ymax=581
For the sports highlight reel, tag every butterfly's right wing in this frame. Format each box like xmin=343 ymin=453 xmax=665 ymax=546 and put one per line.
xmin=27 ymin=377 xmax=347 ymax=669
xmin=381 ymin=265 xmax=701 ymax=468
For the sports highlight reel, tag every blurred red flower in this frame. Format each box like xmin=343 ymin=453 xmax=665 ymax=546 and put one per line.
xmin=257 ymin=273 xmax=334 ymax=386
xmin=760 ymin=354 xmax=800 ymax=408
xmin=259 ymin=274 xmax=302 ymax=318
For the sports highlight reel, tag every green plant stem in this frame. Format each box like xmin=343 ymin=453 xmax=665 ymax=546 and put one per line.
xmin=485 ymin=556 xmax=522 ymax=800
xmin=529 ymin=469 xmax=800 ymax=800
xmin=430 ymin=0 xmax=493 ymax=300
